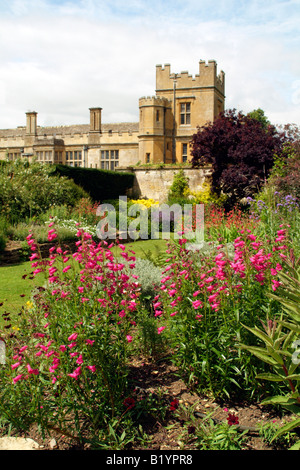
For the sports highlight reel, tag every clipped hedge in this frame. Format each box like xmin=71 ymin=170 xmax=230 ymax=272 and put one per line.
xmin=52 ymin=165 xmax=134 ymax=202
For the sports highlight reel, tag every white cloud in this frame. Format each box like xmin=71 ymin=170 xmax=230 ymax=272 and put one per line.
xmin=0 ymin=0 xmax=299 ymax=129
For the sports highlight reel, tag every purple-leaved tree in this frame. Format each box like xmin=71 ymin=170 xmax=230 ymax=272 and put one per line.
xmin=190 ymin=109 xmax=287 ymax=208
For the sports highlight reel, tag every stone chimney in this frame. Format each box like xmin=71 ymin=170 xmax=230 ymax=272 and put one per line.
xmin=26 ymin=111 xmax=37 ymax=136
xmin=89 ymin=107 xmax=102 ymax=133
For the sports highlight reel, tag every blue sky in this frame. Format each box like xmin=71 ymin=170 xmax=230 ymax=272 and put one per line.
xmin=0 ymin=0 xmax=299 ymax=128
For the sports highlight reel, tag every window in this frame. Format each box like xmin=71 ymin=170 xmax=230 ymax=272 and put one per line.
xmin=36 ymin=151 xmax=53 ymax=163
xmin=182 ymin=143 xmax=188 ymax=163
xmin=66 ymin=150 xmax=82 ymax=167
xmin=146 ymin=153 xmax=150 ymax=163
xmin=100 ymin=149 xmax=119 ymax=170
xmin=55 ymin=151 xmax=63 ymax=163
xmin=156 ymin=110 xmax=160 ymax=122
xmin=180 ymin=102 xmax=191 ymax=125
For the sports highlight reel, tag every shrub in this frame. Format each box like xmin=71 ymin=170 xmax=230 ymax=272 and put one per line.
xmin=190 ymin=109 xmax=287 ymax=208
xmin=0 ymin=159 xmax=88 ymax=222
xmin=168 ymin=169 xmax=189 ymax=201
xmin=53 ymin=165 xmax=134 ymax=202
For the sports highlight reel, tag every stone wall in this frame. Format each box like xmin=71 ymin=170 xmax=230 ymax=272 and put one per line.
xmin=118 ymin=166 xmax=212 ymax=202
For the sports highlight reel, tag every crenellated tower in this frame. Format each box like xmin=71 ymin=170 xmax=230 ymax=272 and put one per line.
xmin=138 ymin=96 xmax=173 ymax=164
xmin=140 ymin=60 xmax=225 ymax=163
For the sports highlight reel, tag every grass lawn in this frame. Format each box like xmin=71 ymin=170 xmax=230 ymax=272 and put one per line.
xmin=0 ymin=261 xmax=42 ymax=314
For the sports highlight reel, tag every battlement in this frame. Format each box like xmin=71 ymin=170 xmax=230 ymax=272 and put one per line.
xmin=156 ymin=60 xmax=225 ymax=95
xmin=139 ymin=95 xmax=171 ymax=108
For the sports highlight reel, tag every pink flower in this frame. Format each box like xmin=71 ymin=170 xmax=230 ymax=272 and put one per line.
xmin=157 ymin=326 xmax=166 ymax=334
xmin=86 ymin=339 xmax=95 ymax=346
xmin=154 ymin=310 xmax=163 ymax=317
xmin=87 ymin=365 xmax=96 ymax=373
xmin=126 ymin=335 xmax=133 ymax=343
xmin=68 ymin=366 xmax=82 ymax=380
xmin=76 ymin=354 xmax=83 ymax=365
xmin=169 ymin=289 xmax=177 ymax=297
xmin=11 ymin=362 xmax=21 ymax=370
xmin=192 ymin=300 xmax=202 ymax=309
xmin=68 ymin=333 xmax=78 ymax=341
xmin=33 ymin=268 xmax=42 ymax=276
xmin=13 ymin=374 xmax=23 ymax=384
xmin=27 ymin=364 xmax=39 ymax=375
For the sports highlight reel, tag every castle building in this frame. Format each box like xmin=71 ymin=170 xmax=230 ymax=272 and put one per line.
xmin=0 ymin=60 xmax=224 ymax=169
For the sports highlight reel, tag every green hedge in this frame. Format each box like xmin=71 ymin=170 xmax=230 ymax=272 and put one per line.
xmin=52 ymin=165 xmax=134 ymax=202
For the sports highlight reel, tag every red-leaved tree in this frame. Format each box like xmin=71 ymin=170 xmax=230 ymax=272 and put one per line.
xmin=190 ymin=109 xmax=287 ymax=207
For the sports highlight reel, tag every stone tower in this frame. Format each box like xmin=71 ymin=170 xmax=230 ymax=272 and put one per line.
xmin=138 ymin=60 xmax=225 ymax=164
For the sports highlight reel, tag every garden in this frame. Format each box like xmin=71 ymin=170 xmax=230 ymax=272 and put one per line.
xmin=0 ymin=112 xmax=300 ymax=451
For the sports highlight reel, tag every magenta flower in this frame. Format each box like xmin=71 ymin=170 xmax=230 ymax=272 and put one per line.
xmin=13 ymin=374 xmax=23 ymax=384
xmin=68 ymin=333 xmax=78 ymax=341
xmin=11 ymin=362 xmax=21 ymax=369
xmin=157 ymin=326 xmax=166 ymax=334
xmin=86 ymin=339 xmax=95 ymax=346
xmin=27 ymin=364 xmax=39 ymax=375
xmin=68 ymin=366 xmax=82 ymax=380
xmin=192 ymin=300 xmax=202 ymax=309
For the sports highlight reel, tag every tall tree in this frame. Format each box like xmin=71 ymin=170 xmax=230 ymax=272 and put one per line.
xmin=190 ymin=109 xmax=287 ymax=207
xmin=247 ymin=108 xmax=270 ymax=129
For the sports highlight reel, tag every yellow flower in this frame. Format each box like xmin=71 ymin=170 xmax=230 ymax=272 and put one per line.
xmin=130 ymin=198 xmax=159 ymax=209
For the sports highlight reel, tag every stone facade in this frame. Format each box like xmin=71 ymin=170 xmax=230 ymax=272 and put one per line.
xmin=0 ymin=60 xmax=224 ymax=169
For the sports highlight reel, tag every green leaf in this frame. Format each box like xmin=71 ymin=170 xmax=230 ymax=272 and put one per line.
xmin=241 ymin=324 xmax=274 ymax=347
xmin=271 ymin=417 xmax=300 ymax=443
xmin=261 ymin=395 xmax=298 ymax=407
xmin=256 ymin=373 xmax=287 ymax=382
xmin=286 ymin=374 xmax=300 ymax=381
xmin=289 ymin=440 xmax=300 ymax=450
xmin=280 ymin=321 xmax=300 ymax=335
xmin=239 ymin=345 xmax=278 ymax=366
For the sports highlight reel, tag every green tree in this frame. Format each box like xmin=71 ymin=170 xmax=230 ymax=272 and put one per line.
xmin=247 ymin=108 xmax=271 ymax=129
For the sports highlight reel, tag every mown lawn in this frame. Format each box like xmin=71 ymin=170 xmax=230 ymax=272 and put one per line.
xmin=0 ymin=261 xmax=42 ymax=314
